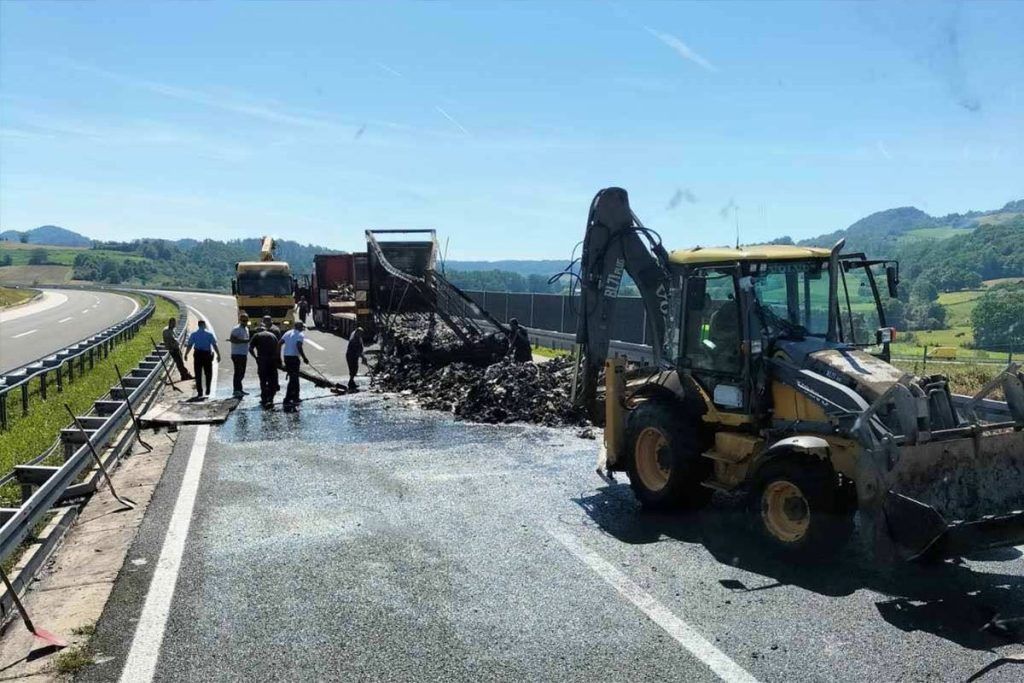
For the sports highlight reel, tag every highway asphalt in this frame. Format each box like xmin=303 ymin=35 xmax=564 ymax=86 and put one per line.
xmin=0 ymin=288 xmax=139 ymax=373
xmin=80 ymin=291 xmax=1024 ymax=682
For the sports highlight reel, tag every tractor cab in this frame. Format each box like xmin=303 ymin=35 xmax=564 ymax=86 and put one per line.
xmin=661 ymin=244 xmax=898 ymax=421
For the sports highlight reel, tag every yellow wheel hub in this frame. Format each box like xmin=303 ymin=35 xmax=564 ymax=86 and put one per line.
xmin=635 ymin=427 xmax=672 ymax=492
xmin=761 ymin=480 xmax=810 ymax=543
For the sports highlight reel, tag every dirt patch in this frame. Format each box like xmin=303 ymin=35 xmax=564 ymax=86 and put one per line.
xmin=0 ymin=266 xmax=72 ymax=285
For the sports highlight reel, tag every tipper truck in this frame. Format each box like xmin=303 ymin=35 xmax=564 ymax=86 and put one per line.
xmin=573 ymin=187 xmax=1024 ymax=562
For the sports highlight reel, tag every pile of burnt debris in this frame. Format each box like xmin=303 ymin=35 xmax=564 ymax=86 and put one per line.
xmin=372 ymin=315 xmax=588 ymax=428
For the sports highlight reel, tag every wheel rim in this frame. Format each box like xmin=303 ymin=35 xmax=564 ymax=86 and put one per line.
xmin=761 ymin=480 xmax=810 ymax=543
xmin=635 ymin=427 xmax=671 ymax=492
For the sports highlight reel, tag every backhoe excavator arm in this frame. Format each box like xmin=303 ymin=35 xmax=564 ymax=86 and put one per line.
xmin=573 ymin=187 xmax=671 ymax=420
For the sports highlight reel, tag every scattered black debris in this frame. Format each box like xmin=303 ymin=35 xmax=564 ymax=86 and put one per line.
xmin=372 ymin=314 xmax=588 ymax=429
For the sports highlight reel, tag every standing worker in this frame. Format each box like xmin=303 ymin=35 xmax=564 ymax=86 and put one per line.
xmin=228 ymin=312 xmax=251 ymax=398
xmin=297 ymin=296 xmax=310 ymax=326
xmin=262 ymin=314 xmax=282 ymax=339
xmin=183 ymin=320 xmax=220 ymax=399
xmin=346 ymin=327 xmax=368 ymax=391
xmin=279 ymin=320 xmax=310 ymax=409
xmin=249 ymin=320 xmax=281 ymax=408
xmin=507 ymin=318 xmax=533 ymax=363
xmin=162 ymin=317 xmax=192 ymax=381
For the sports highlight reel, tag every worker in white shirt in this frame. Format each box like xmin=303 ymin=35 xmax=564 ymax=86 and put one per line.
xmin=279 ymin=320 xmax=310 ymax=408
xmin=228 ymin=312 xmax=251 ymax=398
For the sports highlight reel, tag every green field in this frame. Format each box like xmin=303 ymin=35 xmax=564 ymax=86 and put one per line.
xmin=0 ymin=286 xmax=37 ymax=308
xmin=0 ymin=244 xmax=146 ymax=267
xmin=890 ymin=359 xmax=1002 ymax=397
xmin=984 ymin=277 xmax=1024 ymax=288
xmin=901 ymin=227 xmax=973 ymax=241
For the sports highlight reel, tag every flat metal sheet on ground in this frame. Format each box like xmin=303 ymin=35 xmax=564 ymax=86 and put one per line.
xmin=140 ymin=397 xmax=241 ymax=426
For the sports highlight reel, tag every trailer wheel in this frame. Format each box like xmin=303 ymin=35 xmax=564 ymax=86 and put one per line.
xmin=625 ymin=401 xmax=712 ymax=511
xmin=748 ymin=456 xmax=854 ymax=559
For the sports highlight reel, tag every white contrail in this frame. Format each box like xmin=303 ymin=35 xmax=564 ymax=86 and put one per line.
xmin=644 ymin=26 xmax=717 ymax=72
xmin=374 ymin=61 xmax=404 ymax=78
xmin=435 ymin=106 xmax=470 ymax=136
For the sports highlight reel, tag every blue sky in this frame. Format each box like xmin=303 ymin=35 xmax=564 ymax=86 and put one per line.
xmin=1 ymin=1 xmax=1021 ymax=259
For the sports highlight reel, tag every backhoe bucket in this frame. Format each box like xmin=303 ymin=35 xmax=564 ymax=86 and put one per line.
xmin=882 ymin=427 xmax=1024 ymax=559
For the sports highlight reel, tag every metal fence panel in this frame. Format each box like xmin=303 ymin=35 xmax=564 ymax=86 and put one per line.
xmin=611 ymin=297 xmax=646 ymax=344
xmin=466 ymin=290 xmax=486 ymax=310
xmin=562 ymin=295 xmax=580 ymax=335
xmin=483 ymin=292 xmax=509 ymax=323
xmin=507 ymin=293 xmax=532 ymax=325
xmin=531 ymin=294 xmax=562 ymax=332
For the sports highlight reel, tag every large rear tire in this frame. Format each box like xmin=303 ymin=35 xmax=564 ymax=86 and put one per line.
xmin=748 ymin=455 xmax=854 ymax=559
xmin=625 ymin=401 xmax=712 ymax=511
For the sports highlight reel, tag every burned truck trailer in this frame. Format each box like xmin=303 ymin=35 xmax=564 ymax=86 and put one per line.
xmin=365 ymin=229 xmax=439 ymax=316
xmin=309 ymin=252 xmax=372 ymax=338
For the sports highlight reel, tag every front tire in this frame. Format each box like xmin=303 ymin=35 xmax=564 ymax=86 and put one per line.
xmin=748 ymin=455 xmax=854 ymax=559
xmin=625 ymin=401 xmax=712 ymax=511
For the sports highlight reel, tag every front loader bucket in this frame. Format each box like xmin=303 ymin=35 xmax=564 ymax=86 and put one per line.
xmin=881 ymin=427 xmax=1024 ymax=559
xmin=883 ymin=492 xmax=1024 ymax=559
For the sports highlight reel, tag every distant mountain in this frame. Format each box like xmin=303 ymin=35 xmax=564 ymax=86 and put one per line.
xmin=444 ymin=259 xmax=569 ymax=277
xmin=0 ymin=225 xmax=92 ymax=247
xmin=799 ymin=200 xmax=1023 ymax=256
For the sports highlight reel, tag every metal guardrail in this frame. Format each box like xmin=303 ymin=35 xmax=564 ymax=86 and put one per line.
xmin=0 ymin=293 xmax=187 ymax=619
xmin=0 ymin=288 xmax=157 ymax=430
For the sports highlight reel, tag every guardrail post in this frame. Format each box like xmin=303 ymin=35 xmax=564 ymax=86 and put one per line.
xmin=67 ymin=359 xmax=74 ymax=383
xmin=21 ymin=384 xmax=28 ymax=416
xmin=39 ymin=372 xmax=47 ymax=401
xmin=1 ymin=397 xmax=7 ymax=431
xmin=56 ymin=365 xmax=63 ymax=393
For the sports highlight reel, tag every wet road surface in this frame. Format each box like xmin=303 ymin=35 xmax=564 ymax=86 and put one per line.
xmin=81 ymin=293 xmax=1024 ymax=682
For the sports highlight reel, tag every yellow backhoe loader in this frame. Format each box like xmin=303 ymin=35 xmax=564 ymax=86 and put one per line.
xmin=572 ymin=187 xmax=1024 ymax=561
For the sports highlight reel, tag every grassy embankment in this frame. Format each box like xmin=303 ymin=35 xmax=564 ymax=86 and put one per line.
xmin=0 ymin=286 xmax=37 ymax=308
xmin=0 ymin=296 xmax=177 ymax=504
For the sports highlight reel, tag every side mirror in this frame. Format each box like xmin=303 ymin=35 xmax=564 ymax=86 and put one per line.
xmin=686 ymin=276 xmax=707 ymax=310
xmin=885 ymin=264 xmax=900 ymax=298
xmin=230 ymin=280 xmax=237 ymax=295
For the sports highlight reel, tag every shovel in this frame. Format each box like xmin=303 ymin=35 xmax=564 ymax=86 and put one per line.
xmin=0 ymin=566 xmax=67 ymax=652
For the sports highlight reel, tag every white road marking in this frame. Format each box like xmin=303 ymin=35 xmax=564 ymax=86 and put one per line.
xmin=304 ymin=337 xmax=325 ymax=351
xmin=120 ymin=306 xmax=219 ymax=683
xmin=11 ymin=329 xmax=37 ymax=338
xmin=545 ymin=524 xmax=759 ymax=683
xmin=58 ymin=317 xmax=73 ymax=323
xmin=81 ymin=309 xmax=90 ymax=314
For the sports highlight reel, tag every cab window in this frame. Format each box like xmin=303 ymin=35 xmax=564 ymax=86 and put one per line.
xmin=684 ymin=269 xmax=742 ymax=375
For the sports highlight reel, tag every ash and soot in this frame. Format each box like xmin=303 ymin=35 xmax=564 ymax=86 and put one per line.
xmin=371 ymin=315 xmax=588 ymax=429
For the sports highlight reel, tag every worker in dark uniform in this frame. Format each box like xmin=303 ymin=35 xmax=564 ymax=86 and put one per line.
xmin=507 ymin=318 xmax=532 ymax=363
xmin=162 ymin=317 xmax=192 ymax=381
xmin=279 ymin=320 xmax=310 ymax=409
xmin=261 ymin=314 xmax=282 ymax=339
xmin=346 ymin=327 xmax=368 ymax=391
xmin=297 ymin=297 xmax=310 ymax=325
xmin=248 ymin=320 xmax=281 ymax=408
